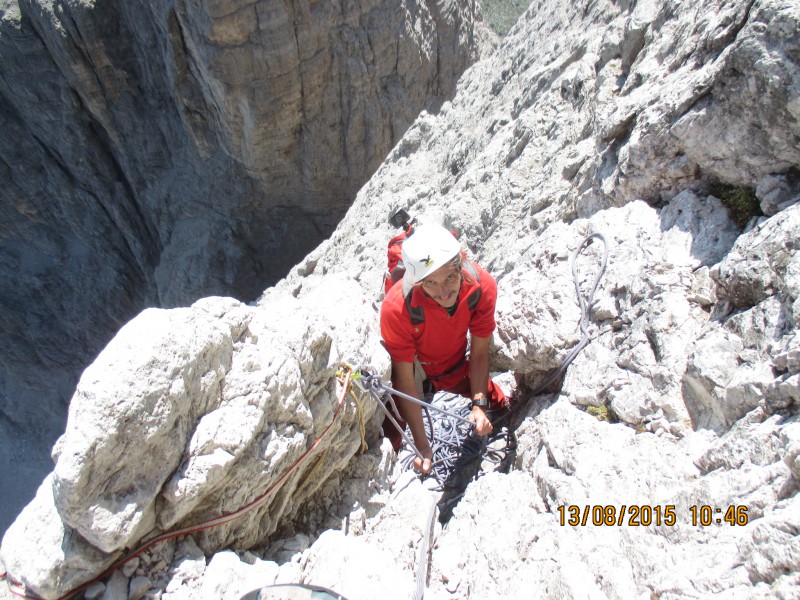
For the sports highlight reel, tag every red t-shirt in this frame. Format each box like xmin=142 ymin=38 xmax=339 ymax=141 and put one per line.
xmin=380 ymin=262 xmax=497 ymax=382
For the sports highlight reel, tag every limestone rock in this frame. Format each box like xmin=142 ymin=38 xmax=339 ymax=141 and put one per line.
xmin=100 ymin=571 xmax=128 ymax=600
xmin=713 ymin=203 xmax=800 ymax=323
xmin=695 ymin=411 xmax=785 ymax=473
xmin=0 ymin=475 xmax=117 ymax=599
xmin=780 ymin=420 xmax=800 ymax=481
xmin=199 ymin=551 xmax=279 ymax=600
xmin=84 ymin=583 xmax=106 ymax=600
xmin=551 ymin=192 xmax=739 ymax=429
xmin=128 ymin=576 xmax=152 ymax=600
xmin=4 ymin=0 xmax=800 ymax=598
xmin=1 ymin=277 xmax=386 ymax=597
xmin=0 ymin=0 xmax=488 ymax=534
xmin=757 ymin=173 xmax=800 ymax=217
xmin=164 ymin=538 xmax=206 ymax=595
xmin=294 ymin=530 xmax=414 ymax=600
xmin=255 ymin=0 xmax=800 ymax=596
xmin=737 ymin=496 xmax=800 ymax=587
xmin=53 ymin=297 xmax=250 ymax=553
xmin=684 ymin=324 xmax=760 ymax=432
xmin=682 ymin=204 xmax=800 ymax=432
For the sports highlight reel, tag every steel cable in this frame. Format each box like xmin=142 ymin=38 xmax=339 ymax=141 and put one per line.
xmin=394 ymin=232 xmax=608 ymax=492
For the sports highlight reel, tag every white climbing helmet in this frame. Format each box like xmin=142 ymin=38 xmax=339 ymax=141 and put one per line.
xmin=402 ymin=223 xmax=461 ymax=289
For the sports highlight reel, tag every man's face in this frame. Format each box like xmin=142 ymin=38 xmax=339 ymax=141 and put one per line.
xmin=420 ymin=264 xmax=462 ymax=308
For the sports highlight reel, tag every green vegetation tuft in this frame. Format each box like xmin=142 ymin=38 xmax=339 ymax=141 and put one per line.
xmin=480 ymin=0 xmax=533 ymax=37
xmin=586 ymin=404 xmax=609 ymax=422
xmin=0 ymin=2 xmax=23 ymax=24
xmin=708 ymin=183 xmax=762 ymax=230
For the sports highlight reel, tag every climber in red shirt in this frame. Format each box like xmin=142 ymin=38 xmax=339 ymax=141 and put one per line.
xmin=380 ymin=222 xmax=506 ymax=474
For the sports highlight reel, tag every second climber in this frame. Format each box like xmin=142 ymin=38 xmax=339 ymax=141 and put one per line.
xmin=379 ymin=222 xmax=507 ymax=474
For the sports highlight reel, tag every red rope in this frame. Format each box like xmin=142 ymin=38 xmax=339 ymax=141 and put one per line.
xmin=3 ymin=369 xmax=353 ymax=600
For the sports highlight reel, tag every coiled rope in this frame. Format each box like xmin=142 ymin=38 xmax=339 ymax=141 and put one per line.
xmin=2 ymin=234 xmax=608 ymax=600
xmin=396 ymin=232 xmax=609 ymax=495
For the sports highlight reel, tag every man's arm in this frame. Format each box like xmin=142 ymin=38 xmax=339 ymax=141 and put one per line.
xmin=391 ymin=360 xmax=433 ymax=473
xmin=468 ymin=336 xmax=493 ymax=436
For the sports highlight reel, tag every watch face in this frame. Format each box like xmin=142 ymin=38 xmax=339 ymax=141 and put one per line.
xmin=472 ymin=397 xmax=489 ymax=408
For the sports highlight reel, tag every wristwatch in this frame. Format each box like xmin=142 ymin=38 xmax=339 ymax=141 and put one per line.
xmin=471 ymin=394 xmax=489 ymax=409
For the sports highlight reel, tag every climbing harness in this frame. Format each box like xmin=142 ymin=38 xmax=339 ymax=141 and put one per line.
xmin=390 ymin=233 xmax=608 ymax=507
xmin=346 ymin=367 xmax=477 ymax=468
xmin=1 ymin=232 xmax=610 ymax=600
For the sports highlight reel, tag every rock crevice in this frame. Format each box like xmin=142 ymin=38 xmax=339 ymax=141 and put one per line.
xmin=3 ymin=0 xmax=800 ymax=598
xmin=0 ymin=0 xmax=488 ymax=535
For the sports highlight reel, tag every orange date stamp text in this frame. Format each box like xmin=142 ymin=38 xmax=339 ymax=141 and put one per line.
xmin=556 ymin=504 xmax=750 ymax=527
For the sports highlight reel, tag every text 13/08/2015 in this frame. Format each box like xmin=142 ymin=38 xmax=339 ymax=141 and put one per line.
xmin=557 ymin=504 xmax=749 ymax=527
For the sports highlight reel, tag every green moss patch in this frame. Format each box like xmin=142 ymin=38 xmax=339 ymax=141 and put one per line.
xmin=586 ymin=404 xmax=609 ymax=422
xmin=709 ymin=183 xmax=763 ymax=230
xmin=481 ymin=0 xmax=533 ymax=36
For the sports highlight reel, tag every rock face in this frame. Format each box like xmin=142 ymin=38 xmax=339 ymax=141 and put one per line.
xmin=3 ymin=0 xmax=800 ymax=598
xmin=1 ymin=281 xmax=387 ymax=598
xmin=0 ymin=0 xmax=487 ymax=535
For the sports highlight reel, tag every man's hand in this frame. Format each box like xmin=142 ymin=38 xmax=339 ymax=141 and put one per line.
xmin=391 ymin=360 xmax=434 ymax=474
xmin=469 ymin=406 xmax=493 ymax=436
xmin=413 ymin=439 xmax=434 ymax=474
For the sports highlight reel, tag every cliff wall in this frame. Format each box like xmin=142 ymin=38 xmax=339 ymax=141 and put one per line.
xmin=0 ymin=0 xmax=488 ymax=534
xmin=2 ymin=0 xmax=800 ymax=598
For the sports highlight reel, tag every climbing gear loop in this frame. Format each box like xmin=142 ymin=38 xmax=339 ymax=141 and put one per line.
xmin=524 ymin=232 xmax=609 ymax=397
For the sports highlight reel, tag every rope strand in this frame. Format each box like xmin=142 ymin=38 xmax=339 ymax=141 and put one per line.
xmin=393 ymin=233 xmax=608 ymax=498
xmin=4 ymin=368 xmax=356 ymax=600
